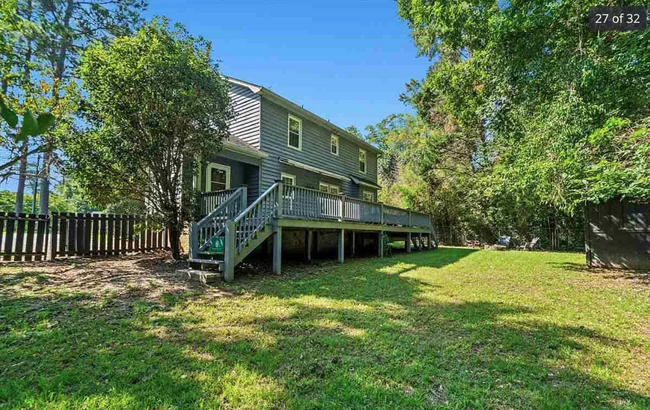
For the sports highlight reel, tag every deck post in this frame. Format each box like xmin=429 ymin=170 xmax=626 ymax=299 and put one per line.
xmin=276 ymin=182 xmax=284 ymax=218
xmin=380 ymin=203 xmax=384 ymax=225
xmin=351 ymin=231 xmax=356 ymax=257
xmin=224 ymin=220 xmax=235 ymax=282
xmin=306 ymin=230 xmax=313 ymax=261
xmin=339 ymin=195 xmax=346 ymax=222
xmin=240 ymin=186 xmax=248 ymax=210
xmin=338 ymin=228 xmax=345 ymax=263
xmin=418 ymin=233 xmax=423 ymax=251
xmin=408 ymin=210 xmax=412 ymax=227
xmin=378 ymin=231 xmax=384 ymax=257
xmin=273 ymin=225 xmax=282 ymax=275
xmin=406 ymin=232 xmax=412 ymax=253
xmin=189 ymin=222 xmax=198 ymax=260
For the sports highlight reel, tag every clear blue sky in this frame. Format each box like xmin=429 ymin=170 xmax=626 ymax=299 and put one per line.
xmin=143 ymin=0 xmax=430 ymax=131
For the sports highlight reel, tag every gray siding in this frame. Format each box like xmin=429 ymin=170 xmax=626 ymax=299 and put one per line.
xmin=228 ymin=84 xmax=261 ymax=148
xmin=259 ymin=98 xmax=378 ymax=199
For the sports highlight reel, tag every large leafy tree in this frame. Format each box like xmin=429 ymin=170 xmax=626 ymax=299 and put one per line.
xmin=64 ymin=19 xmax=233 ymax=259
xmin=398 ymin=0 xmax=650 ymax=212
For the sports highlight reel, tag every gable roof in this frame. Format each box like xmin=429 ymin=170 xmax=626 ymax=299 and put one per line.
xmin=225 ymin=76 xmax=381 ymax=154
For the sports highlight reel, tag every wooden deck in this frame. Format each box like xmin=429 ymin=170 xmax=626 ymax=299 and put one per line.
xmin=191 ymin=183 xmax=435 ymax=281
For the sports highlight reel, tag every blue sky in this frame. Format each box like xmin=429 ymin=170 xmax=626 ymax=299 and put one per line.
xmin=143 ymin=0 xmax=430 ymax=131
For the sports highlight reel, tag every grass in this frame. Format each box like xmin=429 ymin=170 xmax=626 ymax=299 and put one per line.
xmin=1 ymin=248 xmax=649 ymax=409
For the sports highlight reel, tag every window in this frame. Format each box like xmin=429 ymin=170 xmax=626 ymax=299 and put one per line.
xmin=330 ymin=135 xmax=339 ymax=156
xmin=363 ymin=190 xmax=374 ymax=202
xmin=287 ymin=115 xmax=302 ymax=150
xmin=319 ymin=182 xmax=340 ymax=195
xmin=280 ymin=172 xmax=296 ymax=186
xmin=206 ymin=163 xmax=230 ymax=192
xmin=359 ymin=149 xmax=367 ymax=174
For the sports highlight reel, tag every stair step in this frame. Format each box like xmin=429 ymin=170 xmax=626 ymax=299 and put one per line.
xmin=176 ymin=268 xmax=221 ymax=284
xmin=189 ymin=258 xmax=224 ymax=265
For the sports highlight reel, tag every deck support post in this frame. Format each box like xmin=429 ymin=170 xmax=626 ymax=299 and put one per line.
xmin=406 ymin=232 xmax=412 ymax=253
xmin=418 ymin=233 xmax=423 ymax=251
xmin=338 ymin=229 xmax=345 ymax=263
xmin=224 ymin=220 xmax=235 ymax=282
xmin=306 ymin=230 xmax=313 ymax=261
xmin=273 ymin=225 xmax=282 ymax=275
xmin=315 ymin=230 xmax=320 ymax=255
xmin=351 ymin=231 xmax=356 ymax=257
xmin=378 ymin=231 xmax=384 ymax=257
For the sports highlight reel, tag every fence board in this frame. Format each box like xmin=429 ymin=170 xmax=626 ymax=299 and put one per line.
xmin=84 ymin=213 xmax=92 ymax=256
xmin=121 ymin=216 xmax=128 ymax=255
xmin=4 ymin=213 xmax=15 ymax=261
xmin=91 ymin=214 xmax=99 ymax=255
xmin=25 ymin=215 xmax=35 ymax=262
xmin=113 ymin=214 xmax=121 ymax=256
xmin=36 ymin=215 xmax=47 ymax=261
xmin=14 ymin=213 xmax=26 ymax=261
xmin=107 ymin=214 xmax=114 ymax=255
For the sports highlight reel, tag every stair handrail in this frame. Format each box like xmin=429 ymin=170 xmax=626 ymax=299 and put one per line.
xmin=232 ymin=183 xmax=279 ymax=254
xmin=189 ymin=187 xmax=247 ymax=258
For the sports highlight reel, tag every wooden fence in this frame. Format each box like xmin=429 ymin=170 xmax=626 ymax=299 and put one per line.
xmin=0 ymin=212 xmax=169 ymax=262
xmin=0 ymin=212 xmax=49 ymax=262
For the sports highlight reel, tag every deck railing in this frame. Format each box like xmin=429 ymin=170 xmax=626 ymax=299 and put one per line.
xmin=199 ymin=188 xmax=239 ymax=216
xmin=279 ymin=184 xmax=431 ymax=229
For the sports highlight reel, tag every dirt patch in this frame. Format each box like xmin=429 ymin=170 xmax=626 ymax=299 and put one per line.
xmin=0 ymin=252 xmax=234 ymax=306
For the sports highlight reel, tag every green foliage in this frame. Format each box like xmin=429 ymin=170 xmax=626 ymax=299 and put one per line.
xmin=398 ymin=0 xmax=650 ymax=212
xmin=63 ymin=18 xmax=233 ymax=258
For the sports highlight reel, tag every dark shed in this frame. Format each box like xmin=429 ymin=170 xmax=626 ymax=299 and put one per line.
xmin=586 ymin=198 xmax=650 ymax=269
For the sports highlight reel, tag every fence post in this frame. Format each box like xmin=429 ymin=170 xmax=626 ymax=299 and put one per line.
xmin=276 ymin=182 xmax=284 ymax=218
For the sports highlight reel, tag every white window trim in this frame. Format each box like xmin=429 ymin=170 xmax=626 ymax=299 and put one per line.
xmin=287 ymin=114 xmax=302 ymax=151
xmin=205 ymin=163 xmax=231 ymax=192
xmin=359 ymin=148 xmax=367 ymax=174
xmin=330 ymin=134 xmax=339 ymax=156
xmin=363 ymin=190 xmax=374 ymax=202
xmin=319 ymin=182 xmax=340 ymax=195
xmin=280 ymin=172 xmax=296 ymax=186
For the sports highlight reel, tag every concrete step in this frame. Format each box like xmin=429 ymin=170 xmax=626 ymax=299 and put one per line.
xmin=176 ymin=268 xmax=221 ymax=284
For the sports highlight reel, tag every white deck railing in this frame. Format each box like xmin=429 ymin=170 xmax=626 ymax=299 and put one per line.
xmin=280 ymin=185 xmax=431 ymax=229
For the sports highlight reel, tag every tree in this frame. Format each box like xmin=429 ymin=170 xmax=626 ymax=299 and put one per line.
xmin=397 ymin=0 xmax=650 ymax=211
xmin=32 ymin=0 xmax=146 ymax=214
xmin=64 ymin=18 xmax=234 ymax=259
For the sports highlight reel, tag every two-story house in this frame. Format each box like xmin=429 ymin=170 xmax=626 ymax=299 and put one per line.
xmin=194 ymin=77 xmax=382 ymax=205
xmin=188 ymin=77 xmax=434 ymax=282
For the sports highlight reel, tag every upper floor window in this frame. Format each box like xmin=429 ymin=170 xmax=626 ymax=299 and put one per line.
xmin=287 ymin=115 xmax=302 ymax=150
xmin=330 ymin=135 xmax=339 ymax=156
xmin=359 ymin=149 xmax=367 ymax=174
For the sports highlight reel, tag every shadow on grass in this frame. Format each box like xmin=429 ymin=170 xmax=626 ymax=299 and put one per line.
xmin=0 ymin=248 xmax=648 ymax=409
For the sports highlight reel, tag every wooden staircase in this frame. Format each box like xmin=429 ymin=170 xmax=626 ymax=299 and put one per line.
xmin=189 ymin=183 xmax=280 ymax=282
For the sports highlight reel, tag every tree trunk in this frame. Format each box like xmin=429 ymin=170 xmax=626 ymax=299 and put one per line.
xmin=15 ymin=142 xmax=28 ymax=213
xmin=40 ymin=0 xmax=74 ymax=216
xmin=169 ymin=223 xmax=182 ymax=260
xmin=39 ymin=150 xmax=51 ymax=214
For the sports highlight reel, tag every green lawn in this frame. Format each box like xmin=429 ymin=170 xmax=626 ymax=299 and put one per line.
xmin=1 ymin=248 xmax=649 ymax=409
